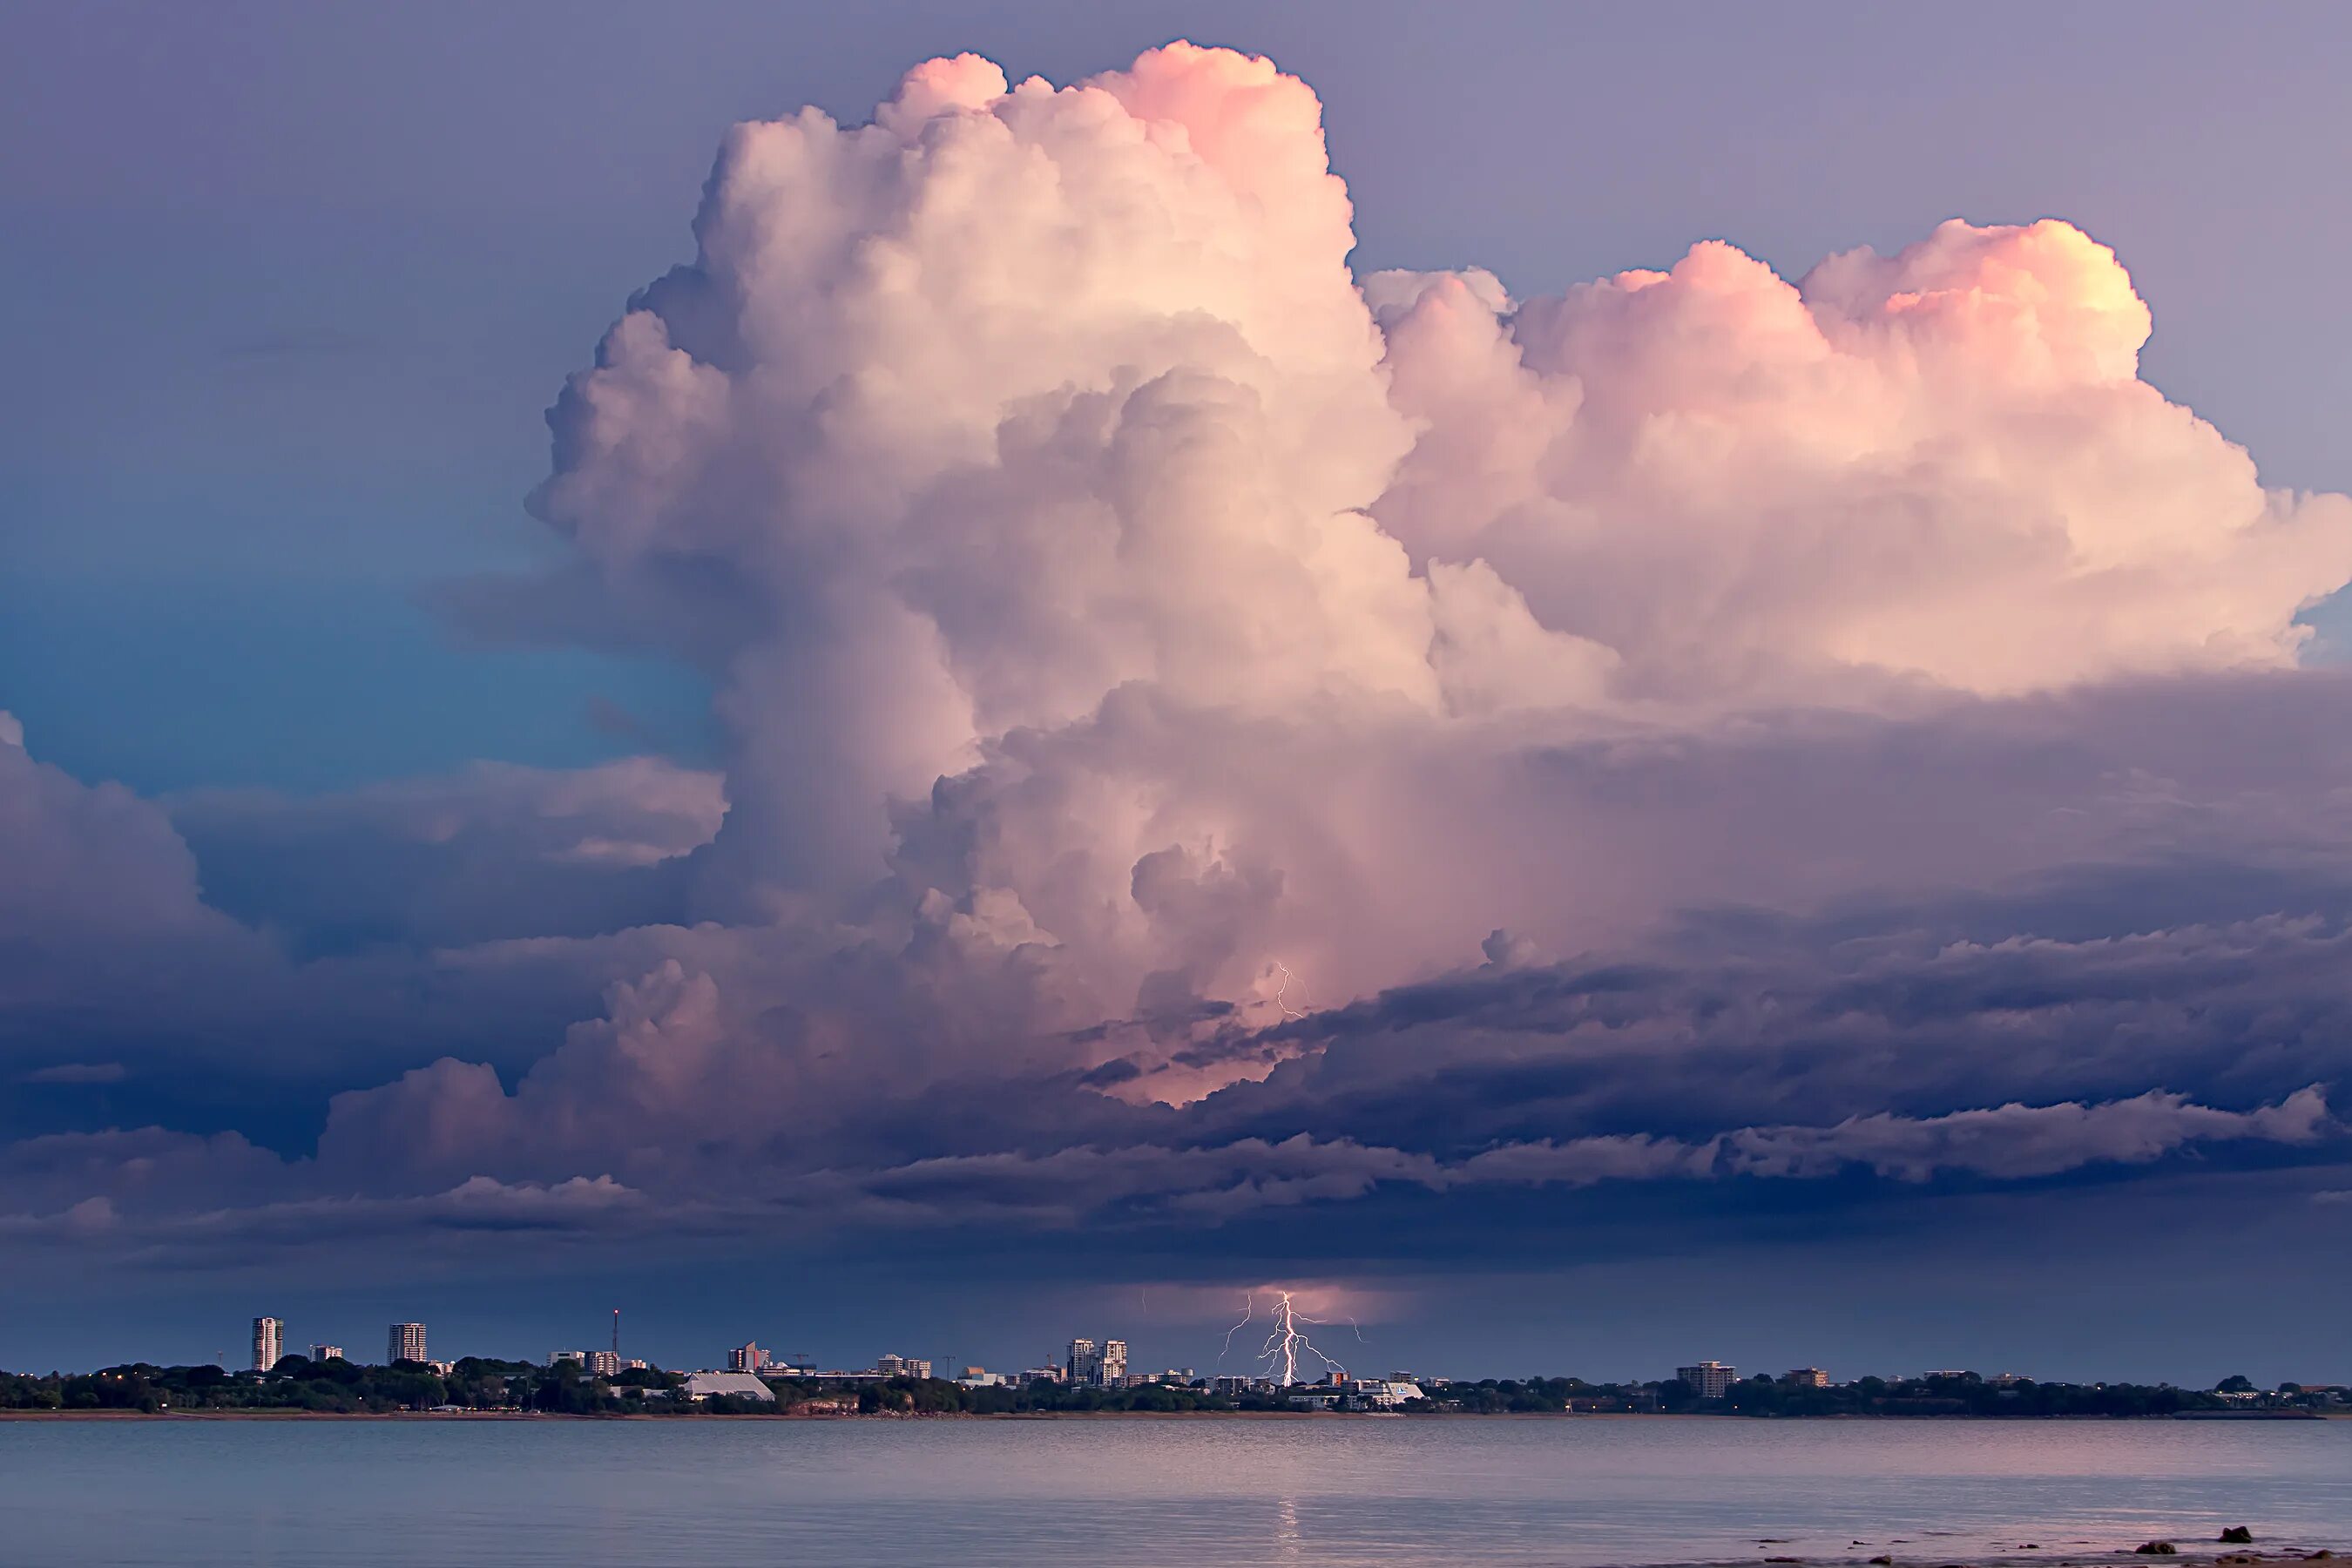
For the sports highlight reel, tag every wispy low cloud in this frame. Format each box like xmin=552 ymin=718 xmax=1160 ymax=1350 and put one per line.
xmin=754 ymin=1086 xmax=2339 ymax=1231
xmin=7 ymin=1085 xmax=2323 ymax=1261
xmin=21 ymin=1062 xmax=126 ymax=1085
xmin=1476 ymin=1087 xmax=2333 ymax=1188
xmin=0 ymin=1173 xmax=652 ymax=1266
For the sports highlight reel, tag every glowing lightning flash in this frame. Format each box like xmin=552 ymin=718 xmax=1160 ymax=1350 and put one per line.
xmin=1272 ymin=962 xmax=1311 ymax=1021
xmin=1222 ymin=1289 xmax=1348 ymax=1387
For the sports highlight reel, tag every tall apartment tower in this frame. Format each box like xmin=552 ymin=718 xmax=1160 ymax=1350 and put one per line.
xmin=388 ymin=1322 xmax=428 ymax=1365
xmin=1675 ymin=1361 xmax=1736 ymax=1398
xmin=1066 ymin=1338 xmax=1101 ymax=1385
xmin=1101 ymin=1340 xmax=1128 ymax=1385
xmin=251 ymin=1317 xmax=283 ymax=1372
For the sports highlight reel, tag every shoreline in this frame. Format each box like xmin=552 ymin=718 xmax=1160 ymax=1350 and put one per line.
xmin=2 ymin=1408 xmax=2341 ymax=1423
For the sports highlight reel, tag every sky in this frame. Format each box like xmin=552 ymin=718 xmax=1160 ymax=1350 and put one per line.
xmin=5 ymin=0 xmax=2352 ymax=1382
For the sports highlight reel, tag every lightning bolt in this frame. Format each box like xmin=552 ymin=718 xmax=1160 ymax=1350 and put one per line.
xmin=1220 ymin=1293 xmax=1257 ymax=1362
xmin=1254 ymin=1290 xmax=1346 ymax=1386
xmin=1273 ymin=962 xmax=1311 ymax=1021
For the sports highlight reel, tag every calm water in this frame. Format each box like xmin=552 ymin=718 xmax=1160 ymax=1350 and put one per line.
xmin=3 ymin=1416 xmax=2348 ymax=1567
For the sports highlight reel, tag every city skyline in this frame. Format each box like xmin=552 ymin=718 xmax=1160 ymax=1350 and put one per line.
xmin=8 ymin=3 xmax=2352 ymax=1377
xmin=39 ymin=1307 xmax=2339 ymax=1400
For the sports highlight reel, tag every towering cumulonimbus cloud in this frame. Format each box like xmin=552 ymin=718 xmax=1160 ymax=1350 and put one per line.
xmin=17 ymin=41 xmax=2352 ymax=1267
xmin=531 ymin=44 xmax=1450 ymax=906
xmin=515 ymin=39 xmax=2352 ymax=1030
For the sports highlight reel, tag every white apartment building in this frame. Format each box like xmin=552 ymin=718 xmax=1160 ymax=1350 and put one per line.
xmin=388 ymin=1322 xmax=428 ymax=1365
xmin=586 ymin=1351 xmax=620 ymax=1376
xmin=1063 ymin=1336 xmax=1128 ymax=1387
xmin=1676 ymin=1361 xmax=1736 ymax=1398
xmin=252 ymin=1317 xmax=283 ymax=1372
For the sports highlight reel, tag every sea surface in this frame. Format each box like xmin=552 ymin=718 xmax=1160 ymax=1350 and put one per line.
xmin=3 ymin=1416 xmax=2348 ymax=1567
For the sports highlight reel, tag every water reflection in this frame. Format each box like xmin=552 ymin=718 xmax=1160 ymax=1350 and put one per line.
xmin=1 ymin=1418 xmax=2348 ymax=1567
xmin=1274 ymin=1493 xmax=1302 ymax=1564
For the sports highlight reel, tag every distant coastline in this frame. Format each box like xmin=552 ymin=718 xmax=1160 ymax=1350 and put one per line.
xmin=11 ymin=1360 xmax=2343 ymax=1423
xmin=4 ymin=1407 xmax=2338 ymax=1423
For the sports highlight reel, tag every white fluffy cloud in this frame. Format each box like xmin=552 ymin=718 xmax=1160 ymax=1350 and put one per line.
xmin=1375 ymin=220 xmax=2352 ymax=703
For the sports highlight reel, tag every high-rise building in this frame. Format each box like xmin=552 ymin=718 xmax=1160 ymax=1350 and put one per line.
xmin=309 ymin=1343 xmax=344 ymax=1363
xmin=252 ymin=1317 xmax=283 ymax=1372
xmin=727 ymin=1342 xmax=769 ymax=1374
xmin=1063 ymin=1337 xmax=1125 ymax=1387
xmin=388 ymin=1322 xmax=428 ymax=1365
xmin=1675 ymin=1361 xmax=1735 ymax=1398
xmin=586 ymin=1351 xmax=620 ymax=1376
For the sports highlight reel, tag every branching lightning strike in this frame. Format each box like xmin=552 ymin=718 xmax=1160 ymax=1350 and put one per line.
xmin=1220 ymin=1289 xmax=1348 ymax=1387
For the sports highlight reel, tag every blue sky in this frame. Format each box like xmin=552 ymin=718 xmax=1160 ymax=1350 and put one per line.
xmin=6 ymin=3 xmax=2352 ymax=1380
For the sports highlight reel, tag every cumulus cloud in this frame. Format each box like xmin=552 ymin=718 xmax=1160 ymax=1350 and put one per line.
xmin=1374 ymin=221 xmax=2352 ymax=702
xmin=10 ymin=44 xmax=2352 ymax=1293
xmin=0 ymin=712 xmax=285 ymax=1075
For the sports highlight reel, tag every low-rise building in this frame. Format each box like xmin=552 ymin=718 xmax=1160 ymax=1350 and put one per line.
xmin=309 ymin=1343 xmax=343 ymax=1363
xmin=682 ymin=1371 xmax=776 ymax=1403
xmin=1340 ymin=1378 xmax=1424 ymax=1409
xmin=727 ymin=1342 xmax=769 ymax=1374
xmin=586 ymin=1351 xmax=620 ymax=1377
xmin=551 ymin=1350 xmax=587 ymax=1367
xmin=1783 ymin=1368 xmax=1829 ymax=1389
